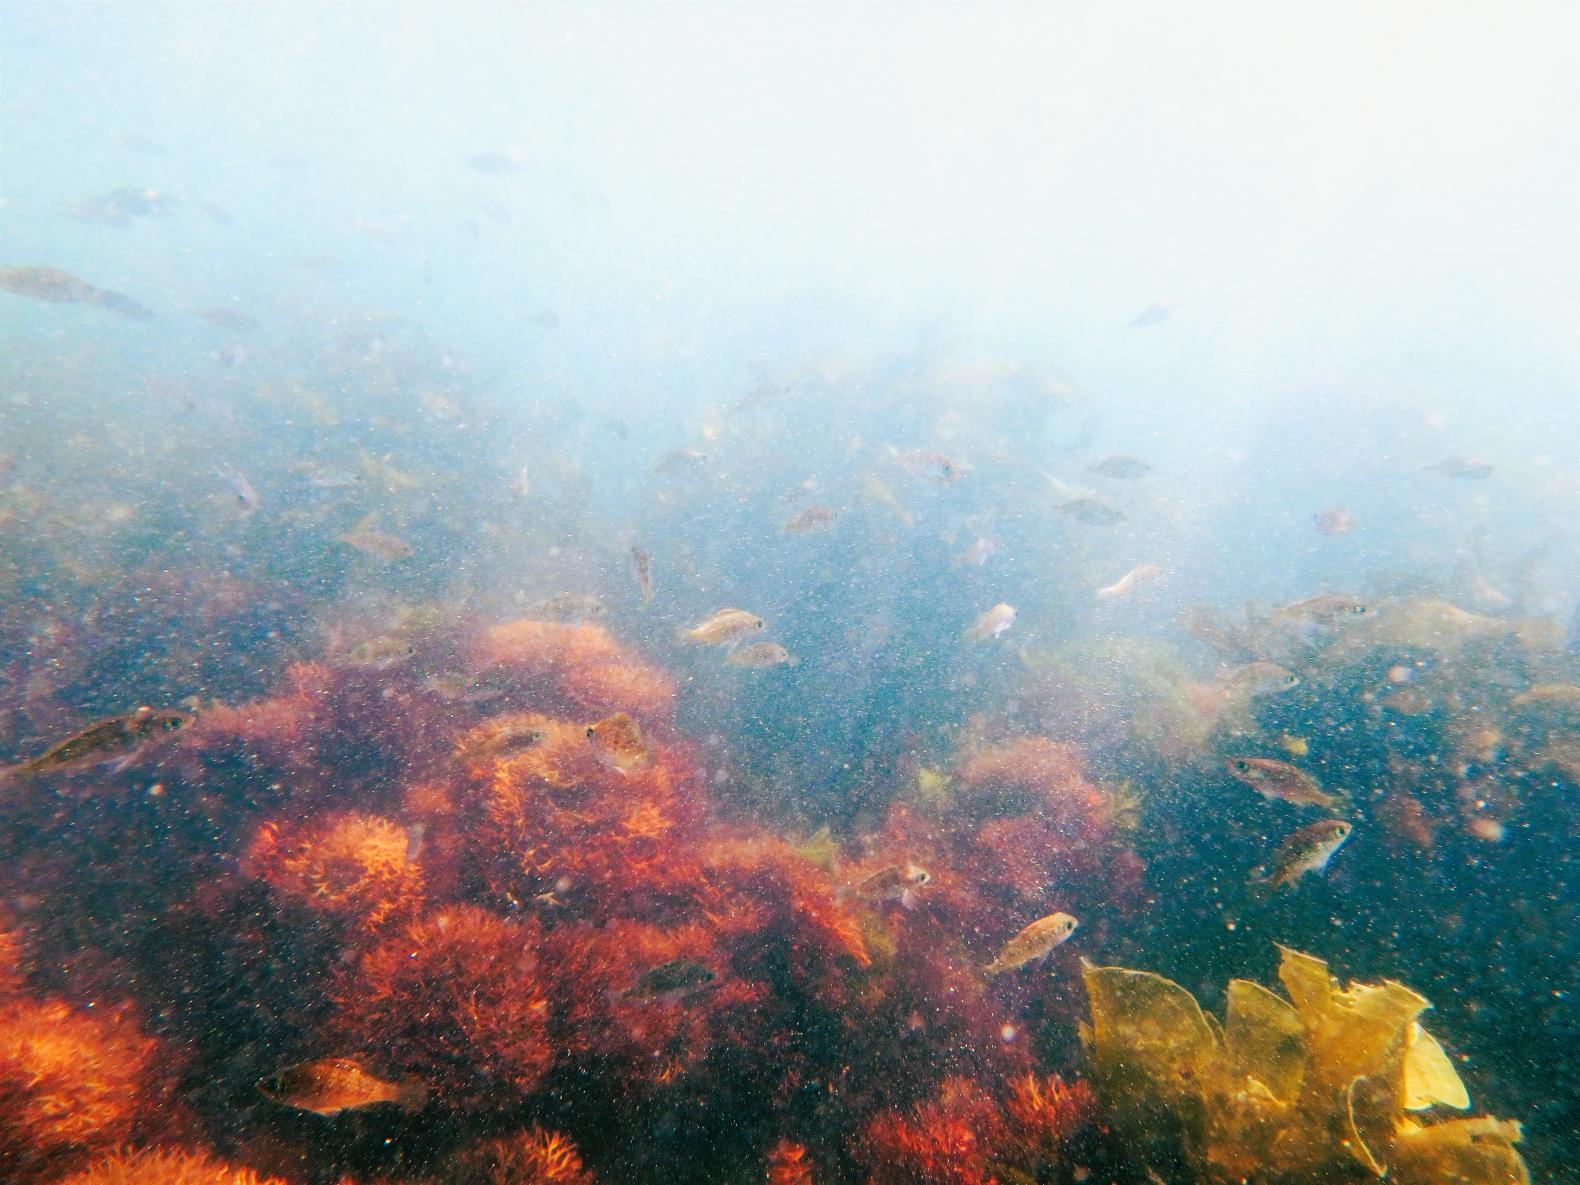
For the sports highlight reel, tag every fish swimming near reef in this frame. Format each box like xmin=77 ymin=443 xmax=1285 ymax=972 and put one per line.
xmin=1096 ymin=564 xmax=1162 ymax=600
xmin=964 ymin=603 xmax=1016 ymax=642
xmin=340 ymin=635 xmax=416 ymax=670
xmin=2 ymin=707 xmax=192 ymax=781
xmin=784 ymin=504 xmax=838 ymax=534
xmin=1219 ymin=661 xmax=1301 ymax=697
xmin=1423 ymin=456 xmax=1494 ymax=480
xmin=1249 ymin=819 xmax=1352 ymax=891
xmin=1313 ymin=506 xmax=1357 ymax=536
xmin=892 ymin=447 xmax=967 ymax=484
xmin=1087 ymin=454 xmax=1151 ymax=480
xmin=850 ymin=863 xmax=931 ymax=909
xmin=336 ymin=515 xmax=414 ymax=562
xmin=1055 ymin=497 xmax=1125 ymax=526
xmin=586 ymin=712 xmax=651 ymax=774
xmin=955 ymin=536 xmax=996 ymax=567
xmin=1270 ymin=594 xmax=1370 ymax=627
xmin=681 ymin=609 xmax=766 ymax=647
xmin=258 ymin=1057 xmax=428 ymax=1116
xmin=631 ymin=545 xmax=654 ymax=606
xmin=983 ymin=911 xmax=1079 ymax=975
xmin=619 ymin=959 xmax=718 ymax=1004
xmin=1225 ymin=757 xmax=1346 ymax=812
xmin=655 ymin=447 xmax=711 ymax=475
xmin=528 ymin=593 xmax=607 ymax=623
xmin=726 ymin=641 xmax=795 ymax=669
xmin=220 ymin=467 xmax=261 ymax=514
xmin=1 ymin=265 xmax=153 ymax=318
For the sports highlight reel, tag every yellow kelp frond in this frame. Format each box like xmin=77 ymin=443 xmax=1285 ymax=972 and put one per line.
xmin=1401 ymin=1022 xmax=1470 ymax=1112
xmin=1080 ymin=945 xmax=1529 ymax=1185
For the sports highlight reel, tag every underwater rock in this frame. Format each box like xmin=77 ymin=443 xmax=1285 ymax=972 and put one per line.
xmin=1080 ymin=946 xmax=1529 ymax=1184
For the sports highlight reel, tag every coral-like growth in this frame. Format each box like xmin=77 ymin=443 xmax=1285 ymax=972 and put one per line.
xmin=333 ymin=905 xmax=553 ymax=1108
xmin=0 ymin=999 xmax=157 ymax=1183
xmin=449 ymin=1127 xmax=596 ymax=1185
xmin=472 ymin=619 xmax=677 ymax=721
xmin=1081 ymin=946 xmax=1529 ymax=1184
xmin=53 ymin=1147 xmax=288 ymax=1185
xmin=861 ymin=1077 xmax=1005 ymax=1185
xmin=766 ymin=1140 xmax=815 ymax=1185
xmin=244 ymin=811 xmax=424 ymax=934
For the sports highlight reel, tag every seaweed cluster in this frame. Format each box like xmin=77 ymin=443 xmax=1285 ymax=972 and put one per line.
xmin=1082 ymin=946 xmax=1529 ymax=1184
xmin=0 ymin=613 xmax=1144 ymax=1184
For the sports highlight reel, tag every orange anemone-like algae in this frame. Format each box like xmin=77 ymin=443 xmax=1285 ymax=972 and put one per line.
xmin=766 ymin=1140 xmax=816 ymax=1185
xmin=332 ymin=905 xmax=553 ymax=1108
xmin=244 ymin=811 xmax=425 ymax=934
xmin=0 ymin=999 xmax=159 ymax=1183
xmin=53 ymin=1147 xmax=288 ymax=1185
xmin=448 ymin=1127 xmax=597 ymax=1185
xmin=471 ymin=619 xmax=677 ymax=721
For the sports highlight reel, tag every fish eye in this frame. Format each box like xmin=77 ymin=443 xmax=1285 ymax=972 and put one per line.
xmin=1285 ymin=674 xmax=1300 ymax=686
xmin=165 ymin=717 xmax=184 ymax=730
xmin=1234 ymin=760 xmax=1250 ymax=772
xmin=585 ymin=726 xmax=597 ymax=739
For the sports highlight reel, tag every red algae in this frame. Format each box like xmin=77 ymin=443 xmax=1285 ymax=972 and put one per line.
xmin=449 ymin=1127 xmax=596 ymax=1185
xmin=0 ymin=999 xmax=158 ymax=1183
xmin=53 ymin=1147 xmax=289 ymax=1185
xmin=766 ymin=1140 xmax=816 ymax=1185
xmin=334 ymin=905 xmax=554 ymax=1107
xmin=244 ymin=811 xmax=425 ymax=934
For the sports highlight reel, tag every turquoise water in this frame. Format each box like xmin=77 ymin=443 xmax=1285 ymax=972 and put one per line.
xmin=1 ymin=5 xmax=1577 ymax=1184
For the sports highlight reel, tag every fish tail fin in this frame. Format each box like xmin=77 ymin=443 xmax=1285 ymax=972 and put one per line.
xmin=899 ymin=888 xmax=918 ymax=911
xmin=395 ymin=1079 xmax=430 ymax=1111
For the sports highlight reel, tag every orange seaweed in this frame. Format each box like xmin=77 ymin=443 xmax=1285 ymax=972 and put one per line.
xmin=53 ymin=1147 xmax=288 ymax=1185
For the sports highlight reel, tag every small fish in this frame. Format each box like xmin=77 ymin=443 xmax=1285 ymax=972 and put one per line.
xmin=1225 ymin=757 xmax=1346 ymax=811
xmin=1250 ymin=819 xmax=1352 ymax=891
xmin=300 ymin=464 xmax=362 ymax=490
xmin=1126 ymin=299 xmax=1171 ymax=328
xmin=1219 ymin=661 xmax=1301 ymax=697
xmin=3 ymin=707 xmax=193 ymax=780
xmin=469 ymin=150 xmax=522 ymax=175
xmin=631 ymin=546 xmax=654 ymax=606
xmin=1096 ymin=564 xmax=1162 ymax=599
xmin=220 ymin=468 xmax=261 ymax=514
xmin=336 ymin=517 xmax=414 ymax=562
xmin=1056 ymin=498 xmax=1125 ymax=526
xmin=955 ymin=536 xmax=996 ymax=567
xmin=619 ymin=959 xmax=718 ymax=1004
xmin=893 ymin=447 xmax=967 ymax=484
xmin=341 ymin=636 xmax=416 ymax=670
xmin=655 ymin=447 xmax=710 ymax=475
xmin=681 ymin=609 xmax=766 ymax=647
xmin=258 ymin=1057 xmax=427 ymax=1116
xmin=964 ymin=603 xmax=1016 ymax=642
xmin=784 ymin=505 xmax=838 ymax=534
xmin=1313 ymin=506 xmax=1357 ymax=535
xmin=1271 ymin=594 xmax=1370 ymax=625
xmin=2 ymin=265 xmax=152 ymax=318
xmin=1087 ymin=455 xmax=1152 ymax=480
xmin=511 ymin=463 xmax=531 ymax=498
xmin=193 ymin=306 xmax=257 ymax=332
xmin=529 ymin=593 xmax=606 ymax=622
xmin=852 ymin=863 xmax=931 ymax=909
xmin=1423 ymin=456 xmax=1494 ymax=480
xmin=586 ymin=712 xmax=651 ymax=774
xmin=983 ymin=911 xmax=1079 ymax=976
xmin=726 ymin=642 xmax=794 ymax=669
